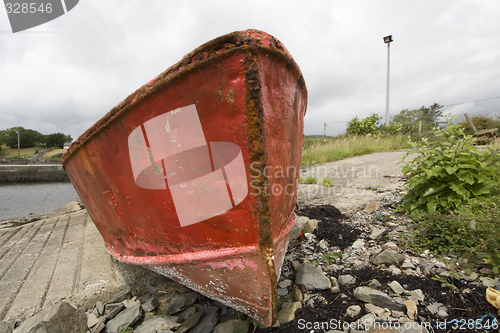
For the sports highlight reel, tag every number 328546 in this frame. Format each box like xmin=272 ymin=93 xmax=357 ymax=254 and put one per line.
xmin=5 ymin=3 xmax=53 ymax=14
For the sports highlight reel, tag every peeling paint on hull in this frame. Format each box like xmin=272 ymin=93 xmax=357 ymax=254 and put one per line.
xmin=62 ymin=29 xmax=307 ymax=326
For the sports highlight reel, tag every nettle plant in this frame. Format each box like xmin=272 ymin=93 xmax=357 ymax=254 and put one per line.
xmin=400 ymin=117 xmax=500 ymax=216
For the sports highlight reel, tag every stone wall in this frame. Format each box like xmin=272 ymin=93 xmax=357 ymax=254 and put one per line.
xmin=0 ymin=165 xmax=69 ymax=183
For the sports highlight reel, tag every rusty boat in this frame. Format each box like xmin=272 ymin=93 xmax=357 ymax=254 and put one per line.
xmin=62 ymin=29 xmax=307 ymax=326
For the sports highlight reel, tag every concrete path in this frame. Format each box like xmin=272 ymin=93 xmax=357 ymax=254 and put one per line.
xmin=0 ymin=209 xmax=164 ymax=322
xmin=298 ymin=150 xmax=412 ymax=214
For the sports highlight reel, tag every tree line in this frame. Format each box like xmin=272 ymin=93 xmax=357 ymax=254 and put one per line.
xmin=346 ymin=103 xmax=500 ymax=137
xmin=0 ymin=127 xmax=72 ymax=149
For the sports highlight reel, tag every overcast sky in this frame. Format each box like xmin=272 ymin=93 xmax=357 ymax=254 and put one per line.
xmin=1 ymin=0 xmax=500 ymax=141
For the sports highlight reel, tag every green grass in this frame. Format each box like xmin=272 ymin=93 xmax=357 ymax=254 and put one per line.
xmin=301 ymin=134 xmax=411 ymax=166
xmin=322 ymin=178 xmax=333 ymax=186
xmin=42 ymin=149 xmax=66 ymax=160
xmin=0 ymin=144 xmax=43 ymax=159
xmin=0 ymin=145 xmax=66 ymax=161
xmin=304 ymin=176 xmax=317 ymax=184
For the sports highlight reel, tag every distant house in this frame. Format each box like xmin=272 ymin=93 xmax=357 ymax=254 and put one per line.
xmin=63 ymin=142 xmax=72 ymax=149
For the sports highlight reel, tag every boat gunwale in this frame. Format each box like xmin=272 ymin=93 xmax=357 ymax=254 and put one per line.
xmin=61 ymin=29 xmax=306 ymax=167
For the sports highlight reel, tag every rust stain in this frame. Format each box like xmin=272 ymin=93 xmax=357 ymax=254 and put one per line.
xmin=242 ymin=45 xmax=278 ymax=324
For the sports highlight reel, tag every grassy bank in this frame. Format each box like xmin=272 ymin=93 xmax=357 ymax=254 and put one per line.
xmin=301 ymin=135 xmax=411 ymax=166
xmin=0 ymin=145 xmax=66 ymax=161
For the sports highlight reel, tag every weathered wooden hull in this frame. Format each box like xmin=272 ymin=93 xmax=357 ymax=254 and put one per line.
xmin=62 ymin=29 xmax=307 ymax=326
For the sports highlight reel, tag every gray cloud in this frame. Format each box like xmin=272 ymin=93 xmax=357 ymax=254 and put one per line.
xmin=1 ymin=0 xmax=499 ymax=141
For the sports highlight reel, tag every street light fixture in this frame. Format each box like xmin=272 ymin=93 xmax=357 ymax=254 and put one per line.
xmin=15 ymin=130 xmax=20 ymax=160
xmin=383 ymin=35 xmax=393 ymax=126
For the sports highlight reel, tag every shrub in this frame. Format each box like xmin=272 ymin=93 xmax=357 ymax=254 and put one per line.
xmin=400 ymin=116 xmax=500 ymax=216
xmin=458 ymin=114 xmax=500 ymax=135
xmin=346 ymin=113 xmax=382 ymax=136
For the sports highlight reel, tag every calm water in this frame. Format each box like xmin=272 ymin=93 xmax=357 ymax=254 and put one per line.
xmin=0 ymin=182 xmax=81 ymax=220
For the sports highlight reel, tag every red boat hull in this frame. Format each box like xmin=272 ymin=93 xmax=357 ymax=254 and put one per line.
xmin=62 ymin=29 xmax=307 ymax=325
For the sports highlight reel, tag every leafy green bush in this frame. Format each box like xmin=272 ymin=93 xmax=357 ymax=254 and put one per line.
xmin=400 ymin=117 xmax=500 ymax=216
xmin=346 ymin=113 xmax=382 ymax=136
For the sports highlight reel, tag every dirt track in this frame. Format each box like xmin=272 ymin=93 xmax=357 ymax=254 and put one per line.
xmin=298 ymin=150 xmax=413 ymax=214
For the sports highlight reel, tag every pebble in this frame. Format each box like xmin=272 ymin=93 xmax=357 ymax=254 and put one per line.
xmin=353 ymin=286 xmax=404 ymax=311
xmin=372 ymin=249 xmax=406 ymax=265
xmin=404 ymin=299 xmax=418 ymax=320
xmin=346 ymin=305 xmax=362 ymax=317
xmin=337 ymin=274 xmax=356 ymax=287
xmin=295 ymin=262 xmax=331 ymax=290
xmin=276 ymin=302 xmax=302 ymax=324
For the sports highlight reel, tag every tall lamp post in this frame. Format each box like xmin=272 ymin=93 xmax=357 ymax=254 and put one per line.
xmin=15 ymin=130 xmax=20 ymax=160
xmin=383 ymin=35 xmax=393 ymax=126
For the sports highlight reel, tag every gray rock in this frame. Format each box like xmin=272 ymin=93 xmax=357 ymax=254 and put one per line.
xmin=190 ymin=306 xmax=218 ymax=333
xmin=213 ymin=319 xmax=245 ymax=333
xmin=95 ymin=301 xmax=104 ymax=317
xmin=426 ymin=302 xmax=448 ymax=318
xmin=392 ymin=310 xmax=405 ymax=318
xmin=372 ymin=249 xmax=406 ymax=265
xmin=369 ymin=227 xmax=386 ymax=239
xmin=176 ymin=305 xmax=204 ymax=333
xmin=388 ymin=265 xmax=403 ymax=275
xmin=134 ymin=315 xmax=181 ymax=333
xmin=303 ymin=219 xmax=319 ymax=234
xmin=53 ymin=201 xmax=82 ymax=216
xmin=277 ymin=302 xmax=302 ymax=324
xmin=364 ymin=303 xmax=385 ymax=316
xmin=402 ymin=260 xmax=416 ymax=269
xmin=368 ymin=279 xmax=382 ymax=288
xmin=337 ymin=274 xmax=356 ymax=287
xmin=278 ymin=279 xmax=292 ymax=288
xmin=105 ymin=303 xmax=125 ymax=321
xmin=177 ymin=306 xmax=197 ymax=323
xmin=353 ymin=286 xmax=404 ymax=311
xmin=295 ymin=262 xmax=331 ymax=290
xmin=388 ymin=280 xmax=405 ymax=295
xmin=290 ymin=285 xmax=303 ymax=302
xmin=409 ymin=289 xmax=425 ymax=303
xmin=141 ymin=295 xmax=159 ymax=312
xmin=157 ymin=294 xmax=187 ymax=315
xmin=86 ymin=313 xmax=99 ymax=328
xmin=184 ymin=292 xmax=199 ymax=308
xmin=292 ymin=216 xmax=309 ymax=239
xmin=277 ymin=288 xmax=289 ymax=296
xmin=14 ymin=302 xmax=87 ymax=333
xmin=383 ymin=241 xmax=398 ymax=250
xmin=352 ymin=239 xmax=365 ymax=249
xmin=106 ymin=289 xmax=132 ymax=305
xmin=318 ymin=239 xmax=329 ymax=250
xmin=480 ymin=277 xmax=498 ymax=288
xmin=157 ymin=281 xmax=189 ymax=294
xmin=463 ymin=271 xmax=478 ymax=281
xmin=404 ymin=300 xmax=418 ymax=320
xmin=105 ymin=302 xmax=143 ymax=333
xmin=90 ymin=316 xmax=106 ymax=333
xmin=354 ymin=313 xmax=375 ymax=330
xmin=345 ymin=305 xmax=361 ymax=317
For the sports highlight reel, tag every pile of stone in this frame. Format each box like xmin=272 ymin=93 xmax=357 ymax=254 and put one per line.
xmin=6 ymin=279 xmax=249 ymax=333
xmin=271 ymin=192 xmax=500 ymax=332
xmin=3 ymin=192 xmax=500 ymax=333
